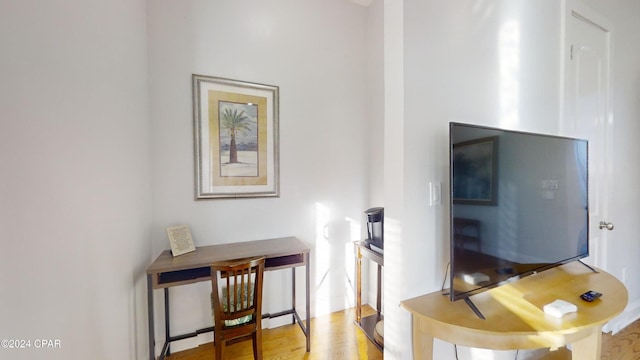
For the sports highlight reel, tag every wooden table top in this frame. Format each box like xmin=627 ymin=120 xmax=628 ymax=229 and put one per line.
xmin=401 ymin=261 xmax=627 ymax=348
xmin=355 ymin=241 xmax=383 ymax=265
xmin=147 ymin=236 xmax=309 ymax=274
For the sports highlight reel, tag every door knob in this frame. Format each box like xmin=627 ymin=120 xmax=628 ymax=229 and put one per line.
xmin=599 ymin=221 xmax=614 ymax=230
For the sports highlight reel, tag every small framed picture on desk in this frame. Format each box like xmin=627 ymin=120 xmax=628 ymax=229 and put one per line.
xmin=166 ymin=224 xmax=196 ymax=257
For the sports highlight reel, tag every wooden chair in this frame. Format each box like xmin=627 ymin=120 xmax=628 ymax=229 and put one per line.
xmin=211 ymin=256 xmax=265 ymax=360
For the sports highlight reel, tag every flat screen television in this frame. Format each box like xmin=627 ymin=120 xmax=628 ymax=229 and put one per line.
xmin=449 ymin=122 xmax=589 ymax=309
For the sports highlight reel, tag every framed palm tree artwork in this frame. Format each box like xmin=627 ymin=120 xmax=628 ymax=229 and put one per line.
xmin=192 ymin=75 xmax=279 ymax=199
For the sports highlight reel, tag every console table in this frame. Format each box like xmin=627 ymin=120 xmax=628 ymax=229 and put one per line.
xmin=401 ymin=261 xmax=627 ymax=360
xmin=146 ymin=236 xmax=310 ymax=360
xmin=354 ymin=241 xmax=383 ymax=350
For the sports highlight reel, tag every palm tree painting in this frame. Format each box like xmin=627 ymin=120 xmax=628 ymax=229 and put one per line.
xmin=193 ymin=74 xmax=279 ymax=198
xmin=218 ymin=101 xmax=258 ymax=177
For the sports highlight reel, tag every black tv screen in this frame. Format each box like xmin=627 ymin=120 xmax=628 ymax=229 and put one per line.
xmin=449 ymin=122 xmax=589 ymax=302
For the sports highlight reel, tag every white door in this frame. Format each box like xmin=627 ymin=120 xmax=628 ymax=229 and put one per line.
xmin=562 ymin=4 xmax=613 ymax=271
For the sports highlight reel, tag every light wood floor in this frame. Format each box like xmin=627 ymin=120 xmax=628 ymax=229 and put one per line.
xmin=165 ymin=306 xmax=640 ymax=360
xmin=165 ymin=305 xmax=383 ymax=360
xmin=601 ymin=319 xmax=640 ymax=360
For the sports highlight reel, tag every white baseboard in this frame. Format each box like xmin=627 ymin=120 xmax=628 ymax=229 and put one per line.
xmin=265 ymin=315 xmax=293 ymax=329
xmin=160 ymin=333 xmax=212 ymax=354
xmin=603 ymin=298 xmax=640 ymax=334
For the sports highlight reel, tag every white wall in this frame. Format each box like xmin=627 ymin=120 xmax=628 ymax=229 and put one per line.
xmin=382 ymin=0 xmax=408 ymax=358
xmin=389 ymin=0 xmax=640 ymax=359
xmin=0 ymin=1 xmax=152 ymax=359
xmin=147 ymin=0 xmax=370 ymax=352
xmin=366 ymin=0 xmax=385 ymax=207
xmin=365 ymin=0 xmax=386 ymax=313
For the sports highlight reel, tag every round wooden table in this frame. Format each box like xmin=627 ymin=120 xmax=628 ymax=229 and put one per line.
xmin=401 ymin=261 xmax=627 ymax=359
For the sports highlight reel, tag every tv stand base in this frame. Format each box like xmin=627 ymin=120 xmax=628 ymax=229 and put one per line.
xmin=464 ymin=297 xmax=486 ymax=320
xmin=579 ymin=260 xmax=598 ymax=273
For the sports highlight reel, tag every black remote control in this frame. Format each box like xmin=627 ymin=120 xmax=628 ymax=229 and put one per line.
xmin=580 ymin=290 xmax=602 ymax=302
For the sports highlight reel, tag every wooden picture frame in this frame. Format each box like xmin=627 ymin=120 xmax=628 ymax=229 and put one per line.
xmin=452 ymin=136 xmax=498 ymax=205
xmin=193 ymin=75 xmax=279 ymax=199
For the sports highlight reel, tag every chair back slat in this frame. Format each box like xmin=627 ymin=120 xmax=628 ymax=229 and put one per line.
xmin=211 ymin=256 xmax=265 ymax=325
